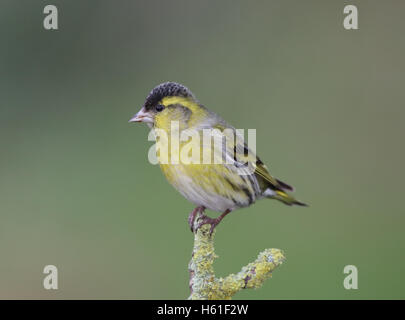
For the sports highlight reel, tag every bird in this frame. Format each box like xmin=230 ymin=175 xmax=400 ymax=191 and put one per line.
xmin=129 ymin=82 xmax=307 ymax=234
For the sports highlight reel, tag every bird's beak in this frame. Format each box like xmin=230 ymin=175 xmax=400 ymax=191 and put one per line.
xmin=129 ymin=107 xmax=153 ymax=123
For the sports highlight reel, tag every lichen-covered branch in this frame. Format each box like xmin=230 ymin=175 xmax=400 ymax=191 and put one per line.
xmin=188 ymin=212 xmax=286 ymax=300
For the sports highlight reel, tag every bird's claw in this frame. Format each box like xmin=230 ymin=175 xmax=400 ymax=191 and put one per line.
xmin=188 ymin=206 xmax=204 ymax=232
xmin=189 ymin=208 xmax=231 ymax=236
xmin=195 ymin=215 xmax=220 ymax=237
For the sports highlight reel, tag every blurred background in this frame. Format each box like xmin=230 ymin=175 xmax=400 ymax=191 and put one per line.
xmin=0 ymin=0 xmax=404 ymax=299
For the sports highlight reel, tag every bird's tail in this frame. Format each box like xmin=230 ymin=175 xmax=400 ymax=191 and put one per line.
xmin=264 ymin=188 xmax=308 ymax=206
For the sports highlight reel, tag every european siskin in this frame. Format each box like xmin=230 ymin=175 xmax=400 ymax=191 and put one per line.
xmin=130 ymin=82 xmax=307 ymax=234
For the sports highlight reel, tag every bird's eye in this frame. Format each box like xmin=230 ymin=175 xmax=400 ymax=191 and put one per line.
xmin=156 ymin=104 xmax=165 ymax=112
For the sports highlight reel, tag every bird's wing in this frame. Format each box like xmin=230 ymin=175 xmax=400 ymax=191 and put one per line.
xmin=200 ymin=114 xmax=306 ymax=206
xmin=211 ymin=120 xmax=294 ymax=193
xmin=254 ymin=160 xmax=280 ymax=187
xmin=191 ymin=115 xmax=306 ymax=206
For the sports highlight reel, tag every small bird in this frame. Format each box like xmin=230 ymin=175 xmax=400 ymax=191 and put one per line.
xmin=130 ymin=82 xmax=307 ymax=234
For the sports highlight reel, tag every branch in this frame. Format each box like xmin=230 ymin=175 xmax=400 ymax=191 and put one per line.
xmin=188 ymin=211 xmax=286 ymax=300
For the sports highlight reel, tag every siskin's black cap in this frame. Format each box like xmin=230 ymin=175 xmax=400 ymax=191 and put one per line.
xmin=143 ymin=82 xmax=194 ymax=109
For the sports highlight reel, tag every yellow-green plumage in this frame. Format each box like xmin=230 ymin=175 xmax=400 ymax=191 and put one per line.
xmin=130 ymin=82 xmax=307 ymax=216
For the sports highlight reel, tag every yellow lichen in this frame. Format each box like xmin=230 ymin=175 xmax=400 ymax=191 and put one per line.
xmin=188 ymin=212 xmax=286 ymax=300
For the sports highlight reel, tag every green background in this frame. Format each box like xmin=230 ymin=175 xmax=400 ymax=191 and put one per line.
xmin=1 ymin=0 xmax=404 ymax=299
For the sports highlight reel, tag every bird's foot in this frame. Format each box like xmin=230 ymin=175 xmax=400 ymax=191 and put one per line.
xmin=195 ymin=209 xmax=232 ymax=237
xmin=188 ymin=206 xmax=205 ymax=232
